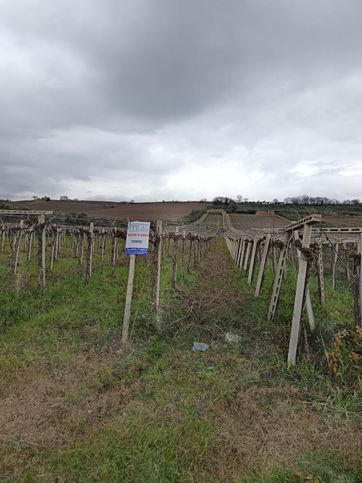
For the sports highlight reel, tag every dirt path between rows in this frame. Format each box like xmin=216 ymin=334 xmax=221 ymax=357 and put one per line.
xmin=176 ymin=241 xmax=361 ymax=479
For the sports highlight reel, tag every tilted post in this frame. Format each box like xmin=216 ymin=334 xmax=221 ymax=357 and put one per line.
xmin=288 ymin=223 xmax=313 ymax=366
xmin=255 ymin=234 xmax=271 ymax=297
xmin=268 ymin=236 xmax=290 ymax=320
xmin=247 ymin=239 xmax=258 ymax=285
xmin=243 ymin=241 xmax=251 ymax=272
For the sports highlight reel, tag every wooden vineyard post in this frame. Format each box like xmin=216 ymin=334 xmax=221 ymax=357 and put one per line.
xmin=172 ymin=238 xmax=179 ymax=290
xmin=38 ymin=215 xmax=46 ymax=290
xmin=55 ymin=228 xmax=60 ymax=259
xmin=50 ymin=230 xmax=56 ymax=271
xmin=288 ymin=223 xmax=313 ymax=366
xmin=187 ymin=239 xmax=193 ymax=273
xmin=27 ymin=231 xmax=33 ymax=262
xmin=343 ymin=243 xmax=351 ymax=281
xmin=235 ymin=239 xmax=242 ymax=266
xmin=255 ymin=234 xmax=271 ymax=297
xmin=239 ymin=240 xmax=246 ymax=270
xmin=316 ymin=241 xmax=325 ymax=304
xmin=154 ymin=220 xmax=163 ymax=309
xmin=248 ymin=239 xmax=258 ymax=285
xmin=332 ymin=243 xmax=339 ymax=291
xmin=358 ymin=234 xmax=362 ymax=327
xmin=1 ymin=225 xmax=5 ymax=252
xmin=122 ymin=254 xmax=136 ymax=343
xmin=86 ymin=222 xmax=94 ymax=280
xmin=112 ymin=236 xmax=117 ymax=268
xmin=268 ymin=236 xmax=290 ymax=320
xmin=181 ymin=233 xmax=186 ymax=275
xmin=100 ymin=229 xmax=105 ymax=265
xmin=80 ymin=233 xmax=85 ymax=265
xmin=12 ymin=220 xmax=23 ymax=275
xmin=305 ymin=287 xmax=315 ymax=332
xmin=294 ymin=231 xmax=315 ymax=332
xmin=243 ymin=241 xmax=251 ymax=272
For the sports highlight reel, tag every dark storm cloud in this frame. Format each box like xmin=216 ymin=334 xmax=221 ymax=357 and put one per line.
xmin=0 ymin=0 xmax=361 ymax=200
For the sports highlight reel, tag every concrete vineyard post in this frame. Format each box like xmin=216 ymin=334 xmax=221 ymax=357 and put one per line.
xmin=332 ymin=243 xmax=339 ymax=291
xmin=248 ymin=239 xmax=258 ymax=285
xmin=288 ymin=223 xmax=312 ymax=366
xmin=38 ymin=214 xmax=46 ymax=290
xmin=305 ymin=286 xmax=316 ymax=332
xmin=268 ymin=236 xmax=289 ymax=321
xmin=243 ymin=241 xmax=251 ymax=272
xmin=255 ymin=234 xmax=271 ymax=297
xmin=187 ymin=239 xmax=193 ymax=273
xmin=27 ymin=231 xmax=33 ymax=262
xmin=80 ymin=233 xmax=85 ymax=265
xmin=172 ymin=238 xmax=178 ymax=290
xmin=122 ymin=254 xmax=136 ymax=343
xmin=1 ymin=226 xmax=5 ymax=252
xmin=316 ymin=241 xmax=325 ymax=304
xmin=86 ymin=222 xmax=94 ymax=280
xmin=155 ymin=220 xmax=163 ymax=309
xmin=239 ymin=240 xmax=246 ymax=270
xmin=343 ymin=243 xmax=351 ymax=281
xmin=359 ymin=234 xmax=362 ymax=327
xmin=50 ymin=230 xmax=56 ymax=271
xmin=12 ymin=220 xmax=23 ymax=275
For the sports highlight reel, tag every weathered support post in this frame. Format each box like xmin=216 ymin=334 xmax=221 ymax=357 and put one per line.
xmin=112 ymin=236 xmax=117 ymax=268
xmin=343 ymin=243 xmax=351 ymax=281
xmin=305 ymin=287 xmax=315 ymax=332
xmin=27 ymin=230 xmax=33 ymax=262
xmin=238 ymin=240 xmax=246 ymax=270
xmin=122 ymin=254 xmax=136 ymax=343
xmin=154 ymin=220 xmax=163 ymax=309
xmin=12 ymin=221 xmax=23 ymax=275
xmin=100 ymin=229 xmax=105 ymax=264
xmin=243 ymin=241 xmax=251 ymax=272
xmin=268 ymin=237 xmax=290 ymax=320
xmin=38 ymin=215 xmax=46 ymax=290
xmin=358 ymin=234 xmax=362 ymax=327
xmin=172 ymin=238 xmax=179 ymax=290
xmin=86 ymin=222 xmax=94 ymax=280
xmin=316 ymin=241 xmax=325 ymax=304
xmin=332 ymin=243 xmax=339 ymax=291
xmin=248 ymin=239 xmax=258 ymax=285
xmin=288 ymin=223 xmax=313 ymax=366
xmin=255 ymin=234 xmax=271 ymax=297
xmin=54 ymin=228 xmax=60 ymax=260
xmin=79 ymin=232 xmax=85 ymax=265
xmin=50 ymin=230 xmax=56 ymax=271
xmin=187 ymin=238 xmax=193 ymax=273
xmin=181 ymin=234 xmax=186 ymax=275
xmin=1 ymin=225 xmax=5 ymax=252
xmin=235 ymin=239 xmax=241 ymax=266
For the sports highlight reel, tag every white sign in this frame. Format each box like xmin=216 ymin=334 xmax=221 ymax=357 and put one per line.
xmin=125 ymin=221 xmax=150 ymax=255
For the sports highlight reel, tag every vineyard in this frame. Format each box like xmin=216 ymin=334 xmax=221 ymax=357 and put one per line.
xmin=0 ymin=208 xmax=361 ymax=481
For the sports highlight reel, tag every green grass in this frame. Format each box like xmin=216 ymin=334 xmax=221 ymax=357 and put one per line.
xmin=244 ymin=452 xmax=362 ymax=482
xmin=0 ymin=237 xmax=361 ymax=481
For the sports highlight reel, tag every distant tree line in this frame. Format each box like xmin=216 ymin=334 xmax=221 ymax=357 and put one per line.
xmin=212 ymin=195 xmax=361 ymax=206
xmin=283 ymin=195 xmax=360 ymax=205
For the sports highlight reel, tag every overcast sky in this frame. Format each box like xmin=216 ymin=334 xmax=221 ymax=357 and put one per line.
xmin=0 ymin=0 xmax=361 ymax=202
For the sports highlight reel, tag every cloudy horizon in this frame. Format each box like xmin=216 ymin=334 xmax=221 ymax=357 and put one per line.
xmin=1 ymin=0 xmax=361 ymax=202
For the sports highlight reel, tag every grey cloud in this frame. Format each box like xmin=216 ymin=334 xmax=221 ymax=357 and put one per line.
xmin=0 ymin=0 xmax=361 ymax=200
